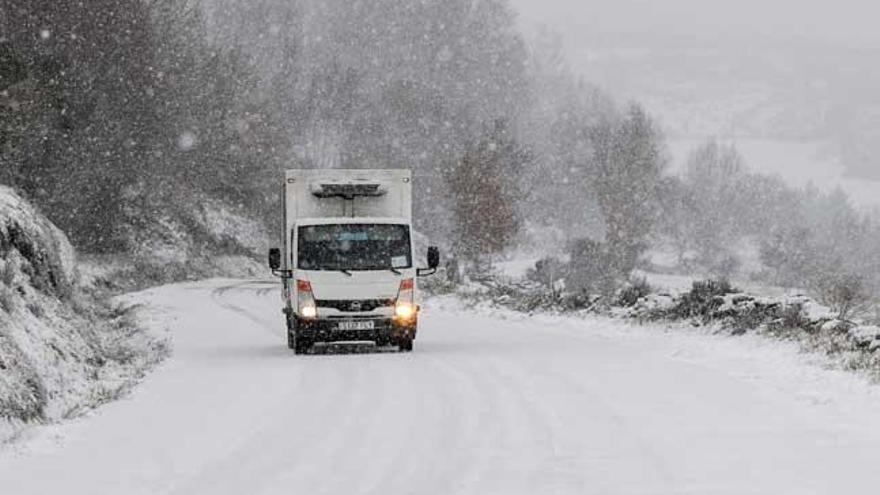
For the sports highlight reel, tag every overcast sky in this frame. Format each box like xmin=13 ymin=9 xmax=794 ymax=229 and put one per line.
xmin=510 ymin=0 xmax=880 ymax=46
xmin=509 ymin=0 xmax=880 ymax=201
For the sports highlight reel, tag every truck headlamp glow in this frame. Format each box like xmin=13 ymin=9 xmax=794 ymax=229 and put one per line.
xmin=297 ymin=279 xmax=318 ymax=319
xmin=395 ymin=302 xmax=416 ymax=319
xmin=300 ymin=305 xmax=317 ymax=319
xmin=395 ymin=278 xmax=416 ymax=321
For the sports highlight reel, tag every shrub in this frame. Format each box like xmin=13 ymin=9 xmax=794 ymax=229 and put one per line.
xmin=692 ymin=278 xmax=735 ymax=298
xmin=814 ymin=272 xmax=872 ymax=320
xmin=672 ymin=278 xmax=736 ymax=319
xmin=565 ymin=238 xmax=622 ymax=296
xmin=527 ymin=257 xmax=566 ymax=291
xmin=780 ymin=302 xmax=810 ymax=330
xmin=618 ymin=276 xmax=652 ymax=307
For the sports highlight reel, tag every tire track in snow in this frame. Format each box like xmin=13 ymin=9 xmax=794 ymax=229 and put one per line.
xmin=171 ymin=281 xmax=370 ymax=495
xmin=210 ymin=280 xmax=283 ymax=338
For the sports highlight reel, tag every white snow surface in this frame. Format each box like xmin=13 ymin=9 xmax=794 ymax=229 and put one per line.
xmin=4 ymin=279 xmax=880 ymax=494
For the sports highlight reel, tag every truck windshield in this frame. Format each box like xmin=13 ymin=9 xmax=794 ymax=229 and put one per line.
xmin=297 ymin=224 xmax=412 ymax=271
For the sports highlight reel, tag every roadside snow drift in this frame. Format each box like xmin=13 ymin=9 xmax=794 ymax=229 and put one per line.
xmin=0 ymin=186 xmax=166 ymax=441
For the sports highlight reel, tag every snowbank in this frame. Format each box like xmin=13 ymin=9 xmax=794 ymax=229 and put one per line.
xmin=1 ymin=187 xmax=167 ymax=442
xmin=449 ymin=270 xmax=880 ymax=380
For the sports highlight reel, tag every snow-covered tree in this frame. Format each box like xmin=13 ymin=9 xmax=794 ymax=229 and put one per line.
xmin=683 ymin=140 xmax=749 ymax=272
xmin=585 ymin=104 xmax=665 ymax=279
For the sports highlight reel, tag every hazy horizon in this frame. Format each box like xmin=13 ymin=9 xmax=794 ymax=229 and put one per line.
xmin=511 ymin=0 xmax=880 ymax=206
xmin=511 ymin=0 xmax=880 ymax=46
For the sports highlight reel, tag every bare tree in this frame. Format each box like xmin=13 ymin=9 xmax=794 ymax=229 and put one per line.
xmin=683 ymin=139 xmax=749 ymax=272
xmin=446 ymin=122 xmax=529 ymax=269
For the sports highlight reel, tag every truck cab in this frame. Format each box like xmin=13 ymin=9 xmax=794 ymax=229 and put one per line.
xmin=268 ymin=170 xmax=439 ymax=354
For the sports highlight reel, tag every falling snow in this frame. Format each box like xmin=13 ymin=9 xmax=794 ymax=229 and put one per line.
xmin=2 ymin=1 xmax=880 ymax=493
xmin=177 ymin=131 xmax=198 ymax=151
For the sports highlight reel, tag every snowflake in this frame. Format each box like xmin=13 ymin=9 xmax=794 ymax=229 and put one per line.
xmin=178 ymin=131 xmax=198 ymax=151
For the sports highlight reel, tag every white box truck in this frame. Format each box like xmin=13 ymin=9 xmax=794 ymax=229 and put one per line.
xmin=268 ymin=169 xmax=439 ymax=354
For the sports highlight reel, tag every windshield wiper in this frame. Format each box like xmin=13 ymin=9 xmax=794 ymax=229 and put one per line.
xmin=322 ymin=268 xmax=353 ymax=276
xmin=361 ymin=266 xmax=402 ymax=274
xmin=322 ymin=267 xmax=401 ymax=275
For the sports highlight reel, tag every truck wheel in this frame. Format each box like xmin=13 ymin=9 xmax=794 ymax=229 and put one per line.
xmin=294 ymin=336 xmax=312 ymax=355
xmin=398 ymin=337 xmax=413 ymax=352
xmin=287 ymin=316 xmax=311 ymax=354
xmin=290 ymin=328 xmax=312 ymax=355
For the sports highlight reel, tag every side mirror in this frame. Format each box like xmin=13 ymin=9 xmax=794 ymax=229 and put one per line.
xmin=427 ymin=246 xmax=440 ymax=269
xmin=419 ymin=246 xmax=440 ymax=277
xmin=268 ymin=248 xmax=281 ymax=271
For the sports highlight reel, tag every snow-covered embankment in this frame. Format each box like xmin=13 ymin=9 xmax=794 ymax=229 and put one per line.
xmin=0 ymin=186 xmax=167 ymax=442
xmin=458 ymin=274 xmax=880 ymax=379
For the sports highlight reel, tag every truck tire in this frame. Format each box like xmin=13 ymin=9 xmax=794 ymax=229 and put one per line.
xmin=398 ymin=337 xmax=413 ymax=352
xmin=286 ymin=315 xmax=311 ymax=354
xmin=294 ymin=335 xmax=312 ymax=355
xmin=289 ymin=329 xmax=312 ymax=355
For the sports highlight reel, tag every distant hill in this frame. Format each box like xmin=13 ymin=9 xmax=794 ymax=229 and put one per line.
xmin=562 ymin=33 xmax=880 ymax=180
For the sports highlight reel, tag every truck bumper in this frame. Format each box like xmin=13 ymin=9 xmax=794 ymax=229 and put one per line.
xmin=292 ymin=316 xmax=417 ymax=345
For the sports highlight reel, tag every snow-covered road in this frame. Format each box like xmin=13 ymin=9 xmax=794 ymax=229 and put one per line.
xmin=4 ymin=279 xmax=880 ymax=494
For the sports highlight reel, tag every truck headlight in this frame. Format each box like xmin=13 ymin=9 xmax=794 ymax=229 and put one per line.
xmin=394 ymin=278 xmax=416 ymax=321
xmin=297 ymin=279 xmax=318 ymax=319
xmin=395 ymin=302 xmax=415 ymax=320
xmin=300 ymin=305 xmax=317 ymax=319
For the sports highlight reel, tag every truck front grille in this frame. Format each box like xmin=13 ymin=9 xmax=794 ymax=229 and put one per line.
xmin=316 ymin=299 xmax=394 ymax=312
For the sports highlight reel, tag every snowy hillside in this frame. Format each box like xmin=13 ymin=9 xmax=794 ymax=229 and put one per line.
xmin=1 ymin=187 xmax=167 ymax=442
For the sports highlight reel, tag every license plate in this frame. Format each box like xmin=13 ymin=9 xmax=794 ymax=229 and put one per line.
xmin=337 ymin=320 xmax=375 ymax=331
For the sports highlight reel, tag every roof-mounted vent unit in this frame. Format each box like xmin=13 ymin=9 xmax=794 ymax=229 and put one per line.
xmin=309 ymin=180 xmax=389 ymax=200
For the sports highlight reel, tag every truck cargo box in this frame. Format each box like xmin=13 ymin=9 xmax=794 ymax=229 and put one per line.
xmin=284 ymin=169 xmax=412 ymax=230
